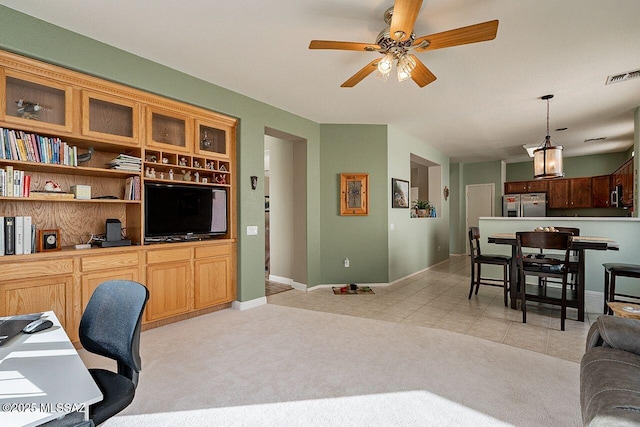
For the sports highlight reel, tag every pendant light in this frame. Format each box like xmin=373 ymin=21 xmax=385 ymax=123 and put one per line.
xmin=533 ymin=94 xmax=564 ymax=179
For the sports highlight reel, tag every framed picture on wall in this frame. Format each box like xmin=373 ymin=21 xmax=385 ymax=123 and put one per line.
xmin=391 ymin=178 xmax=409 ymax=208
xmin=340 ymin=173 xmax=369 ymax=216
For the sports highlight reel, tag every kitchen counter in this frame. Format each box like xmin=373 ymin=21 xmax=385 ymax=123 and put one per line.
xmin=479 ymin=217 xmax=640 ymax=294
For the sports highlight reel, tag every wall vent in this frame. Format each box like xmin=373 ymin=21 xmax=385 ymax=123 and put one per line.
xmin=584 ymin=137 xmax=607 ymax=143
xmin=606 ymin=69 xmax=640 ymax=85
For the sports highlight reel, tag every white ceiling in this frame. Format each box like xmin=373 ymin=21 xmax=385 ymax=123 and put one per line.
xmin=3 ymin=0 xmax=639 ymax=164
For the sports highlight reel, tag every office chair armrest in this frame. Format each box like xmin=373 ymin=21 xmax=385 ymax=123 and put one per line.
xmin=586 ymin=315 xmax=640 ymax=354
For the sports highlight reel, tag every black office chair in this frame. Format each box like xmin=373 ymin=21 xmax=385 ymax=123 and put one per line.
xmin=516 ymin=231 xmax=574 ymax=331
xmin=80 ymin=280 xmax=149 ymax=425
xmin=468 ymin=227 xmax=511 ymax=306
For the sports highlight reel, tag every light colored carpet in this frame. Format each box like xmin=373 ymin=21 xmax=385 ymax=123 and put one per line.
xmin=81 ymin=304 xmax=581 ymax=426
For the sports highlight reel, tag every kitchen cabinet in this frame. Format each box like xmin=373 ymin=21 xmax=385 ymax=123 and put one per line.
xmin=504 ymin=180 xmax=548 ymax=194
xmin=612 ymin=158 xmax=634 ymax=207
xmin=548 ymin=178 xmax=592 ymax=209
xmin=592 ymin=175 xmax=611 ymax=208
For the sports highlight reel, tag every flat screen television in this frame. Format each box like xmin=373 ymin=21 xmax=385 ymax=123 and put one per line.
xmin=144 ymin=183 xmax=227 ymax=240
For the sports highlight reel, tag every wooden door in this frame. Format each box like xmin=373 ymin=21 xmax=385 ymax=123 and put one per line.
xmin=145 ymin=261 xmax=191 ymax=321
xmin=548 ymin=179 xmax=569 ymax=208
xmin=526 ymin=180 xmax=548 ymax=192
xmin=591 ymin=175 xmax=610 ymax=208
xmin=570 ymin=178 xmax=592 ymax=208
xmin=194 ymin=256 xmax=231 ymax=309
xmin=505 ymin=181 xmax=527 ymax=193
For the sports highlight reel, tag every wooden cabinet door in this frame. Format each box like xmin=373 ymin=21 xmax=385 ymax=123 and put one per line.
xmin=623 ymin=160 xmax=633 ymax=207
xmin=0 ymin=275 xmax=71 ymax=329
xmin=194 ymin=256 xmax=232 ymax=309
xmin=570 ymin=177 xmax=592 ymax=208
xmin=505 ymin=181 xmax=528 ymax=193
xmin=592 ymin=175 xmax=611 ymax=208
xmin=145 ymin=261 xmax=192 ymax=321
xmin=526 ymin=180 xmax=548 ymax=192
xmin=548 ymin=179 xmax=569 ymax=208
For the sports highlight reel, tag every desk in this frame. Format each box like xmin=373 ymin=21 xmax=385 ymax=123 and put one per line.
xmin=488 ymin=234 xmax=619 ymax=320
xmin=0 ymin=311 xmax=102 ymax=427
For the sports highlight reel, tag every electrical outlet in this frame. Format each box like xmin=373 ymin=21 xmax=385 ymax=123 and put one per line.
xmin=344 ymin=258 xmax=350 ymax=268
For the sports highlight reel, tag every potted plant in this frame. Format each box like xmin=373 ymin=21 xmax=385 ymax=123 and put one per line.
xmin=413 ymin=200 xmax=431 ymax=217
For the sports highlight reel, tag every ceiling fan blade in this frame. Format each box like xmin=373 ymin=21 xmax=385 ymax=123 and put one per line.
xmin=341 ymin=59 xmax=379 ymax=87
xmin=409 ymin=55 xmax=437 ymax=87
xmin=309 ymin=40 xmax=380 ymax=51
xmin=390 ymin=0 xmax=423 ymax=41
xmin=413 ymin=20 xmax=499 ymax=52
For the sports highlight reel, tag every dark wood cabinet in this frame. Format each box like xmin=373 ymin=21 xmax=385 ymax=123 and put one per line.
xmin=548 ymin=179 xmax=569 ymax=209
xmin=612 ymin=158 xmax=633 ymax=207
xmin=592 ymin=175 xmax=611 ymax=208
xmin=505 ymin=181 xmax=528 ymax=193
xmin=548 ymin=178 xmax=592 ymax=209
xmin=504 ymin=180 xmax=548 ymax=194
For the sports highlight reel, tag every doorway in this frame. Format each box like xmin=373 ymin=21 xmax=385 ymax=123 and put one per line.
xmin=465 ymin=183 xmax=495 ymax=253
xmin=264 ymin=128 xmax=307 ymax=295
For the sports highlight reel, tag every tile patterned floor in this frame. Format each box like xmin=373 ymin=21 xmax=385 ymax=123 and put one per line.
xmin=267 ymin=255 xmax=604 ymax=363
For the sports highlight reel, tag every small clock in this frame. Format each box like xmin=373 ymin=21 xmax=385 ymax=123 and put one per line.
xmin=37 ymin=229 xmax=61 ymax=252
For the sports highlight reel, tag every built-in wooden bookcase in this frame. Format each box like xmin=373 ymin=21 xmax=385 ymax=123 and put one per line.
xmin=0 ymin=49 xmax=237 ymax=342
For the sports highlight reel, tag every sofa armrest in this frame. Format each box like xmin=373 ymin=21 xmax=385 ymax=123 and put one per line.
xmin=586 ymin=315 xmax=640 ymax=354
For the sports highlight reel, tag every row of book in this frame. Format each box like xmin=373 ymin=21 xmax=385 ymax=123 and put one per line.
xmin=0 ymin=128 xmax=79 ymax=166
xmin=108 ymin=153 xmax=142 ymax=172
xmin=125 ymin=176 xmax=141 ymax=200
xmin=1 ymin=216 xmax=35 ymax=256
xmin=0 ymin=166 xmax=31 ymax=197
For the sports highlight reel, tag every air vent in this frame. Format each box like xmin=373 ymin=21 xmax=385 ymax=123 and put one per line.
xmin=584 ymin=137 xmax=607 ymax=143
xmin=606 ymin=69 xmax=640 ymax=85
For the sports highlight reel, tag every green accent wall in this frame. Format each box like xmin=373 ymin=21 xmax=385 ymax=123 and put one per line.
xmin=319 ymin=124 xmax=389 ymax=284
xmin=0 ymin=6 xmax=322 ymax=301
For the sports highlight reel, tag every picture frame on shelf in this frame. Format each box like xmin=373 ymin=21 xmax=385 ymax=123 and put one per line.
xmin=391 ymin=178 xmax=409 ymax=208
xmin=340 ymin=173 xmax=369 ymax=216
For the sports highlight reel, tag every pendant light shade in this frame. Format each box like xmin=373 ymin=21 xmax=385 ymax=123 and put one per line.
xmin=533 ymin=95 xmax=564 ymax=179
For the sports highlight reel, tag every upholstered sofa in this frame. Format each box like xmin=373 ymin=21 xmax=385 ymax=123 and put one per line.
xmin=581 ymin=315 xmax=640 ymax=426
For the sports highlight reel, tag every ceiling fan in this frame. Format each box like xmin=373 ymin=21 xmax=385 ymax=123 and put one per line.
xmin=309 ymin=0 xmax=498 ymax=88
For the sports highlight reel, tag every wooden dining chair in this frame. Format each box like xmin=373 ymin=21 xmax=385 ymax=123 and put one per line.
xmin=468 ymin=227 xmax=511 ymax=306
xmin=516 ymin=231 xmax=575 ymax=331
xmin=539 ymin=227 xmax=580 ymax=289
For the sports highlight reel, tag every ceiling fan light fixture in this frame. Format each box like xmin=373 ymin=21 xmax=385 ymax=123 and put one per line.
xmin=377 ymin=52 xmax=394 ymax=74
xmin=533 ymin=95 xmax=564 ymax=179
xmin=397 ymin=53 xmax=416 ymax=82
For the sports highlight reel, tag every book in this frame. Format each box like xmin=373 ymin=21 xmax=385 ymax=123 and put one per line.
xmin=22 ymin=175 xmax=30 ymax=197
xmin=13 ymin=169 xmax=20 ymax=198
xmin=0 ymin=216 xmax=4 ymax=256
xmin=15 ymin=216 xmax=23 ymax=255
xmin=23 ymin=216 xmax=32 ymax=254
xmin=30 ymin=191 xmax=75 ymax=199
xmin=4 ymin=217 xmax=15 ymax=255
xmin=0 ymin=169 xmax=5 ymax=197
xmin=6 ymin=165 xmax=13 ymax=197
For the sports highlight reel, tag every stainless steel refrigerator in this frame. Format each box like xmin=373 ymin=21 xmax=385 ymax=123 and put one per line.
xmin=502 ymin=193 xmax=547 ymax=217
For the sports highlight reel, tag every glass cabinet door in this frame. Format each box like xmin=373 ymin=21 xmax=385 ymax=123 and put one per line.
xmin=195 ymin=120 xmax=229 ymax=159
xmin=3 ymin=71 xmax=73 ymax=133
xmin=81 ymin=91 xmax=140 ymax=146
xmin=145 ymin=107 xmax=192 ymax=153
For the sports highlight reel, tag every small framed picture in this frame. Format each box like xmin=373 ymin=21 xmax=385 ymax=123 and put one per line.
xmin=37 ymin=229 xmax=61 ymax=252
xmin=391 ymin=178 xmax=409 ymax=208
xmin=340 ymin=173 xmax=369 ymax=216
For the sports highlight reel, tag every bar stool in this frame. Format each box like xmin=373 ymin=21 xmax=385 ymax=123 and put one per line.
xmin=603 ymin=263 xmax=640 ymax=314
xmin=468 ymin=227 xmax=511 ymax=306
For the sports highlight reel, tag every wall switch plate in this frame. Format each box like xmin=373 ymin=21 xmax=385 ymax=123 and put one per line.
xmin=247 ymin=226 xmax=258 ymax=235
xmin=344 ymin=258 xmax=350 ymax=268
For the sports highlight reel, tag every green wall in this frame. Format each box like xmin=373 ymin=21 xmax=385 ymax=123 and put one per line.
xmin=0 ymin=6 xmax=322 ymax=301
xmin=387 ymin=126 xmax=450 ymax=281
xmin=319 ymin=124 xmax=389 ymax=284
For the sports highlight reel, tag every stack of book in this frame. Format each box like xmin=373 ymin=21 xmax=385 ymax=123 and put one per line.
xmin=1 ymin=216 xmax=35 ymax=255
xmin=107 ymin=154 xmax=142 ymax=172
xmin=0 ymin=166 xmax=31 ymax=197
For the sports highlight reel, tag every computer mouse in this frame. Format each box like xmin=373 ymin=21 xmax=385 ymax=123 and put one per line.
xmin=23 ymin=319 xmax=54 ymax=334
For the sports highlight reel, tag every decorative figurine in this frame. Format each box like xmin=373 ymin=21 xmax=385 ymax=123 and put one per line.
xmin=193 ymin=160 xmax=201 ymax=168
xmin=162 ymin=157 xmax=169 ymax=164
xmin=169 ymin=169 xmax=174 ymax=180
xmin=202 ymin=178 xmax=208 ymax=184
xmin=145 ymin=154 xmax=157 ymax=163
xmin=206 ymin=161 xmax=214 ymax=170
xmin=200 ymin=131 xmax=212 ymax=150
xmin=182 ymin=170 xmax=191 ymax=181
xmin=150 ymin=168 xmax=156 ymax=178
xmin=179 ymin=157 xmax=187 ymax=166
xmin=194 ymin=172 xmax=200 ymax=182
xmin=44 ymin=181 xmax=62 ymax=192
xmin=219 ymin=164 xmax=227 ymax=172
xmin=215 ymin=174 xmax=226 ymax=184
xmin=160 ymin=172 xmax=165 ymax=180
xmin=145 ymin=167 xmax=151 ymax=178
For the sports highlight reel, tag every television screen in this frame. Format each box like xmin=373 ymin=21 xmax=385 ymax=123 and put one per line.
xmin=144 ymin=183 xmax=227 ymax=239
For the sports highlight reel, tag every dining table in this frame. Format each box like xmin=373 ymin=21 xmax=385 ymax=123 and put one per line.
xmin=487 ymin=233 xmax=619 ymax=320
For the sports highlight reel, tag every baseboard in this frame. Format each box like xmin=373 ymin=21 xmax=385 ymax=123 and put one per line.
xmin=232 ymin=297 xmax=267 ymax=311
xmin=390 ymin=258 xmax=452 ymax=285
xmin=269 ymin=275 xmax=307 ymax=291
